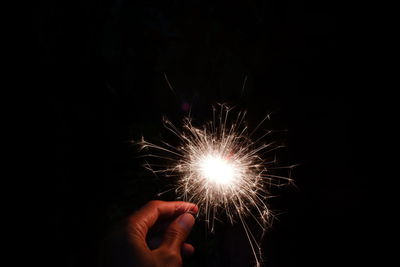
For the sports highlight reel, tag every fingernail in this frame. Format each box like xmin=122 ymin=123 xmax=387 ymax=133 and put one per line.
xmin=189 ymin=205 xmax=199 ymax=214
xmin=186 ymin=210 xmax=197 ymax=216
xmin=177 ymin=213 xmax=195 ymax=231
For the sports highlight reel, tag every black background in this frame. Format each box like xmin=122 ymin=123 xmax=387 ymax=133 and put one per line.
xmin=31 ymin=0 xmax=371 ymax=266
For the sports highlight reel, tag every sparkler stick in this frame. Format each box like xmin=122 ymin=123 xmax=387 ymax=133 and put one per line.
xmin=138 ymin=104 xmax=293 ymax=266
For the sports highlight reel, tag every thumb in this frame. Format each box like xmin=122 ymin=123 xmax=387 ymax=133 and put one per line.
xmin=161 ymin=212 xmax=195 ymax=251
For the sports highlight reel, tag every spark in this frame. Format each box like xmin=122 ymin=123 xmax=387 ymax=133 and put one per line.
xmin=138 ymin=104 xmax=293 ymax=266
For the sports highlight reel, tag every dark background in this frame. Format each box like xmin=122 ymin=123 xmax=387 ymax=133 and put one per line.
xmin=31 ymin=0 xmax=371 ymax=266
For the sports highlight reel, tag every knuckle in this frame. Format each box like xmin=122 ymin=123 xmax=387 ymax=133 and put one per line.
xmin=158 ymin=249 xmax=182 ymax=266
xmin=127 ymin=219 xmax=146 ymax=240
xmin=164 ymin=228 xmax=182 ymax=241
xmin=147 ymin=200 xmax=162 ymax=207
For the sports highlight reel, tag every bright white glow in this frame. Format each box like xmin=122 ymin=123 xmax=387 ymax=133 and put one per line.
xmin=199 ymin=155 xmax=236 ymax=185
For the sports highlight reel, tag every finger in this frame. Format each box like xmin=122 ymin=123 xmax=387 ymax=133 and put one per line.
xmin=128 ymin=201 xmax=198 ymax=244
xmin=181 ymin=243 xmax=195 ymax=257
xmin=160 ymin=212 xmax=195 ymax=252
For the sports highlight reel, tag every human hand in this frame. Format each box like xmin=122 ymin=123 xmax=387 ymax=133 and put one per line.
xmin=127 ymin=200 xmax=198 ymax=267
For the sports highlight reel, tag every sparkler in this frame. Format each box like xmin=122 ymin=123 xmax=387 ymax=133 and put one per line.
xmin=138 ymin=104 xmax=293 ymax=266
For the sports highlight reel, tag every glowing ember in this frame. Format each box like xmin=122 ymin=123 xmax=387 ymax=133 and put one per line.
xmin=198 ymin=155 xmax=236 ymax=185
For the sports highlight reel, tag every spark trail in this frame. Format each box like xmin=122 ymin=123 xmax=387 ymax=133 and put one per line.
xmin=139 ymin=104 xmax=293 ymax=266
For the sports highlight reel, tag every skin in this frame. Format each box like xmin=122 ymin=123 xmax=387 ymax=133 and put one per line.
xmin=127 ymin=200 xmax=198 ymax=267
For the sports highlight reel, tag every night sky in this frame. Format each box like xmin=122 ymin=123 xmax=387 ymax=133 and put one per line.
xmin=31 ymin=1 xmax=372 ymax=266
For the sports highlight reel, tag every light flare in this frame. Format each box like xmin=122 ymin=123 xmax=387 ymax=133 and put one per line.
xmin=138 ymin=104 xmax=293 ymax=266
xmin=198 ymin=154 xmax=237 ymax=185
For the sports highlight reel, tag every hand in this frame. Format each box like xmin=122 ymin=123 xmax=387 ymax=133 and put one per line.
xmin=127 ymin=200 xmax=198 ymax=267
